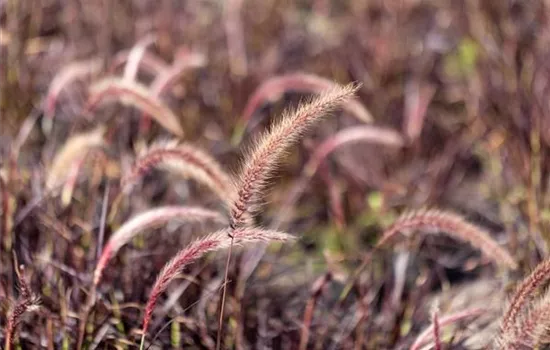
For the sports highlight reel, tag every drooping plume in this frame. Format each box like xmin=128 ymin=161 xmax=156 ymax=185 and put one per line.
xmin=121 ymin=139 xmax=234 ymax=204
xmin=375 ymin=209 xmax=517 ymax=270
xmin=87 ymin=77 xmax=184 ymax=136
xmin=93 ymin=206 xmax=226 ymax=286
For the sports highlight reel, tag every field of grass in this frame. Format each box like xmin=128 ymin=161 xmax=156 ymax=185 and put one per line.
xmin=1 ymin=1 xmax=550 ymax=349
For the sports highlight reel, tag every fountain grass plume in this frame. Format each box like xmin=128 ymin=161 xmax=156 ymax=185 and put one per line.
xmin=140 ymin=227 xmax=293 ymax=345
xmin=230 ymin=83 xmax=359 ymax=228
xmin=93 ymin=206 xmax=226 ymax=287
xmin=375 ymin=209 xmax=517 ymax=270
xmin=121 ymin=139 xmax=234 ymax=204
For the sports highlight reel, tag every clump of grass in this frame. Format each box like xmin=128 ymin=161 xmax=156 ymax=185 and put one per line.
xmin=375 ymin=209 xmax=518 ymax=270
xmin=226 ymin=83 xmax=358 ymax=348
xmin=121 ymin=139 xmax=234 ymax=203
xmin=8 ymin=2 xmax=550 ymax=349
xmin=138 ymin=83 xmax=358 ymax=348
